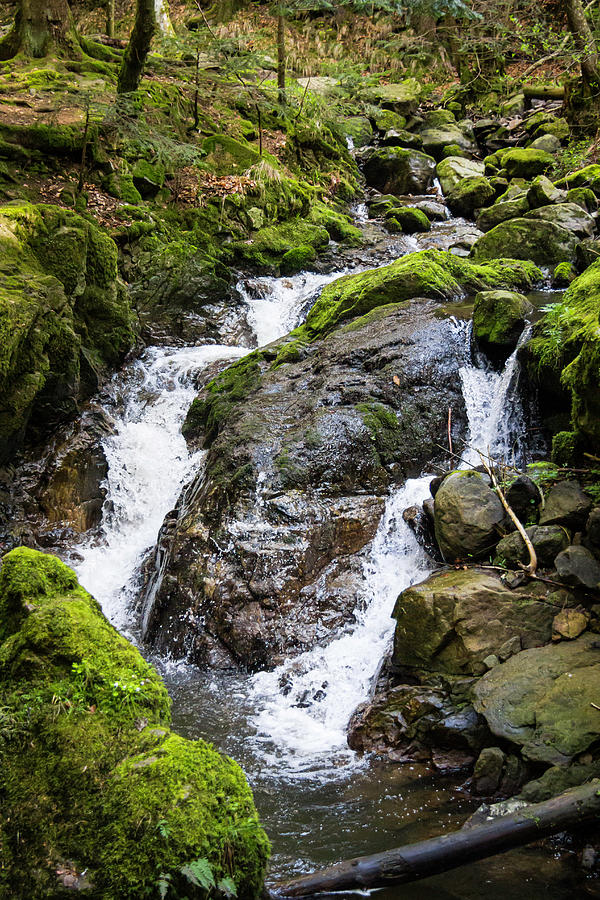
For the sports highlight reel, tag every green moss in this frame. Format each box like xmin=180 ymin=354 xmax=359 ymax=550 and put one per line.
xmin=281 ymin=244 xmax=317 ymax=275
xmin=384 ymin=206 xmax=431 ymax=233
xmin=552 ymin=261 xmax=576 ymax=287
xmin=306 ymin=200 xmax=362 ymax=244
xmin=0 ymin=202 xmax=136 ymax=461
xmin=528 ymin=259 xmax=600 ymax=445
xmin=230 ymin=218 xmax=330 ymax=270
xmin=182 ymin=351 xmax=265 ymax=446
xmin=0 ymin=548 xmax=269 ymax=899
xmin=501 ymin=148 xmax=554 ymax=179
xmin=203 ymin=134 xmax=265 ymax=175
xmin=551 ymin=430 xmax=581 ymax=466
xmin=556 ymin=163 xmax=600 ymax=195
xmin=293 ymin=249 xmax=541 ymax=343
xmin=356 ymin=401 xmax=402 ymax=465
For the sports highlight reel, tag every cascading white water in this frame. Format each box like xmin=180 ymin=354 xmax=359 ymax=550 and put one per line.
xmin=458 ymin=322 xmax=531 ymax=468
xmin=73 ymin=344 xmax=246 ymax=632
xmin=236 ymin=270 xmax=351 ymax=348
xmin=249 ymin=476 xmax=433 ymax=778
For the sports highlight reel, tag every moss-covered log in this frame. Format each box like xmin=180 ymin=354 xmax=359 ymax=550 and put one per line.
xmin=0 ymin=547 xmax=270 ymax=898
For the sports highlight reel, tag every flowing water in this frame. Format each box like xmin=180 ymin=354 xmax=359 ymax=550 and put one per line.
xmin=62 ymin=213 xmax=586 ymax=898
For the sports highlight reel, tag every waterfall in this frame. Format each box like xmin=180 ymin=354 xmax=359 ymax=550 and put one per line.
xmin=458 ymin=322 xmax=532 ymax=468
xmin=73 ymin=345 xmax=246 ymax=632
xmin=249 ymin=477 xmax=433 ymax=779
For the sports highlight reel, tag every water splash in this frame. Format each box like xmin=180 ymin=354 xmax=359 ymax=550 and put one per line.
xmin=248 ymin=476 xmax=433 ymax=779
xmin=458 ymin=322 xmax=531 ymax=467
xmin=73 ymin=345 xmax=246 ymax=631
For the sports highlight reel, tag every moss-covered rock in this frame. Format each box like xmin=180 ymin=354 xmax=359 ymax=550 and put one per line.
xmin=501 ymin=148 xmax=554 ymax=179
xmin=203 ymin=134 xmax=264 ymax=175
xmin=475 ymin=195 xmax=530 ymax=232
xmin=436 ymin=156 xmax=485 ymax=195
xmin=370 ymin=109 xmax=407 ymax=133
xmin=433 ymin=470 xmax=506 ymax=563
xmin=292 ymin=249 xmax=541 ymax=343
xmin=527 ymin=174 xmax=567 ymax=209
xmin=230 ymin=218 xmax=330 ymax=270
xmin=446 ymin=175 xmax=495 ymax=217
xmin=472 ymin=289 xmax=533 ymax=359
xmin=552 ymin=261 xmax=577 ymax=287
xmin=0 ymin=547 xmax=270 ymax=899
xmin=384 ymin=206 xmax=431 ymax=233
xmin=420 ymin=124 xmax=477 ymax=160
xmin=0 ymin=202 xmax=136 ymax=462
xmin=470 ymin=217 xmax=579 ymax=266
xmin=556 ymin=163 xmax=600 ymax=195
xmin=339 ymin=115 xmax=373 ymax=148
xmin=281 ymin=244 xmax=317 ymax=274
xmin=566 ymin=186 xmax=598 ymax=212
xmin=524 ymin=202 xmax=595 ymax=238
xmin=365 ymin=78 xmax=423 ymax=115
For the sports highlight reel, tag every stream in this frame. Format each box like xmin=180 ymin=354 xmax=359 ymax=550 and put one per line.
xmin=61 ymin=205 xmax=587 ymax=898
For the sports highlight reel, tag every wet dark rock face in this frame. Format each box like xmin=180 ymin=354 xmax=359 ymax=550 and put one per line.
xmin=140 ymin=300 xmax=469 ymax=671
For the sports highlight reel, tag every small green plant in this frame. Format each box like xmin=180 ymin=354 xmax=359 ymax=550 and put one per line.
xmin=157 ymin=857 xmax=238 ymax=899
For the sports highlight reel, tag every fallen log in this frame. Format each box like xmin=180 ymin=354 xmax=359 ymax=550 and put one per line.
xmin=271 ymin=780 xmax=600 ymax=897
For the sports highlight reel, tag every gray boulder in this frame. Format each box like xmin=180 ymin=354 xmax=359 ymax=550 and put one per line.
xmin=555 ymin=545 xmax=600 ymax=589
xmin=528 ymin=134 xmax=562 ymax=154
xmin=474 ymin=634 xmax=600 ymax=764
xmin=527 ymin=175 xmax=567 ymax=209
xmin=362 ymin=147 xmax=436 ymax=194
xmin=381 ymin=128 xmax=423 ymax=149
xmin=539 ymin=480 xmax=593 ymax=530
xmin=494 ymin=525 xmax=569 ymax=568
xmin=420 ymin=124 xmax=477 ymax=160
xmin=524 ymin=202 xmax=596 ymax=238
xmin=434 ymin=470 xmax=506 ymax=562
xmin=470 ymin=218 xmax=579 ymax=266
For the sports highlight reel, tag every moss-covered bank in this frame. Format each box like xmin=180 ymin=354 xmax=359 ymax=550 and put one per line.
xmin=0 ymin=547 xmax=270 ymax=899
xmin=0 ymin=202 xmax=136 ymax=462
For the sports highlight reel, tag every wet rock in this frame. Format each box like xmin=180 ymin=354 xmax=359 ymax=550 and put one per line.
xmin=392 ymin=568 xmax=555 ymax=676
xmin=581 ymin=846 xmax=598 ymax=872
xmin=436 ymin=156 xmax=485 ymax=195
xmin=505 ymin=475 xmax=543 ymax=522
xmin=586 ymin=507 xmax=600 ymax=552
xmin=555 ymin=545 xmax=600 ymax=590
xmin=528 ymin=134 xmax=561 ymax=154
xmin=473 ymin=746 xmax=505 ymax=794
xmin=520 ymin=759 xmax=600 ymax=802
xmin=433 ymin=470 xmax=506 ymax=563
xmin=494 ymin=525 xmax=569 ymax=569
xmin=361 ymin=147 xmax=436 ymax=195
xmin=385 ymin=206 xmax=430 ymax=233
xmin=552 ymin=607 xmax=588 ymax=640
xmin=527 ymin=174 xmax=567 ymax=209
xmin=446 ymin=176 xmax=495 ymax=217
xmin=409 ymin=199 xmax=448 ymax=221
xmin=141 ymin=300 xmax=472 ymax=669
xmin=473 ymin=633 xmax=600 ymax=765
xmin=539 ymin=480 xmax=593 ymax=530
xmin=470 ymin=217 xmax=579 ymax=266
xmin=340 ymin=115 xmax=373 ymax=147
xmin=347 ymin=682 xmax=487 ymax=759
xmin=524 ymin=202 xmax=596 ymax=238
xmin=472 ymin=290 xmax=533 ymax=360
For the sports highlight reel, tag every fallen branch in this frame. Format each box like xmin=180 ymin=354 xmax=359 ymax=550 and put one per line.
xmin=271 ymin=780 xmax=600 ymax=897
xmin=479 ymin=454 xmax=538 ymax=576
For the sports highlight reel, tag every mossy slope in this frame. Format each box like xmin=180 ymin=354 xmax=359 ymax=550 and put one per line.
xmin=0 ymin=547 xmax=269 ymax=899
xmin=0 ymin=202 xmax=136 ymax=462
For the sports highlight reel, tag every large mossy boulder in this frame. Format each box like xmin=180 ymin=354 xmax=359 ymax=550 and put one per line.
xmin=446 ymin=175 xmax=495 ymax=217
xmin=294 ymin=249 xmax=542 ymax=343
xmin=361 ymin=146 xmax=436 ymax=194
xmin=436 ymin=156 xmax=485 ymax=195
xmin=501 ymin=148 xmax=554 ymax=179
xmin=420 ymin=124 xmax=477 ymax=160
xmin=230 ymin=218 xmax=330 ymax=272
xmin=433 ymin=470 xmax=506 ymax=563
xmin=0 ymin=547 xmax=270 ymax=899
xmin=0 ymin=202 xmax=136 ymax=463
xmin=473 ymin=634 xmax=600 ymax=765
xmin=392 ymin=567 xmax=559 ymax=676
xmin=472 ymin=289 xmax=533 ymax=360
xmin=556 ymin=163 xmax=600 ymax=195
xmin=366 ymin=78 xmax=423 ymax=115
xmin=470 ymin=217 xmax=579 ymax=266
xmin=527 ymin=175 xmax=567 ymax=209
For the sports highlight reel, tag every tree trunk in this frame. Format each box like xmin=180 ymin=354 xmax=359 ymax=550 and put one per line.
xmin=271 ymin=780 xmax=600 ymax=897
xmin=117 ymin=0 xmax=157 ymax=93
xmin=277 ymin=9 xmax=286 ymax=105
xmin=154 ymin=0 xmax=175 ymax=36
xmin=106 ymin=0 xmax=115 ymax=39
xmin=0 ymin=0 xmax=81 ymax=60
xmin=565 ymin=0 xmax=600 ymax=87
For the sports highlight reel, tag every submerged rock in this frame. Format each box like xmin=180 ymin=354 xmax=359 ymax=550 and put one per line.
xmin=0 ymin=547 xmax=269 ymax=899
